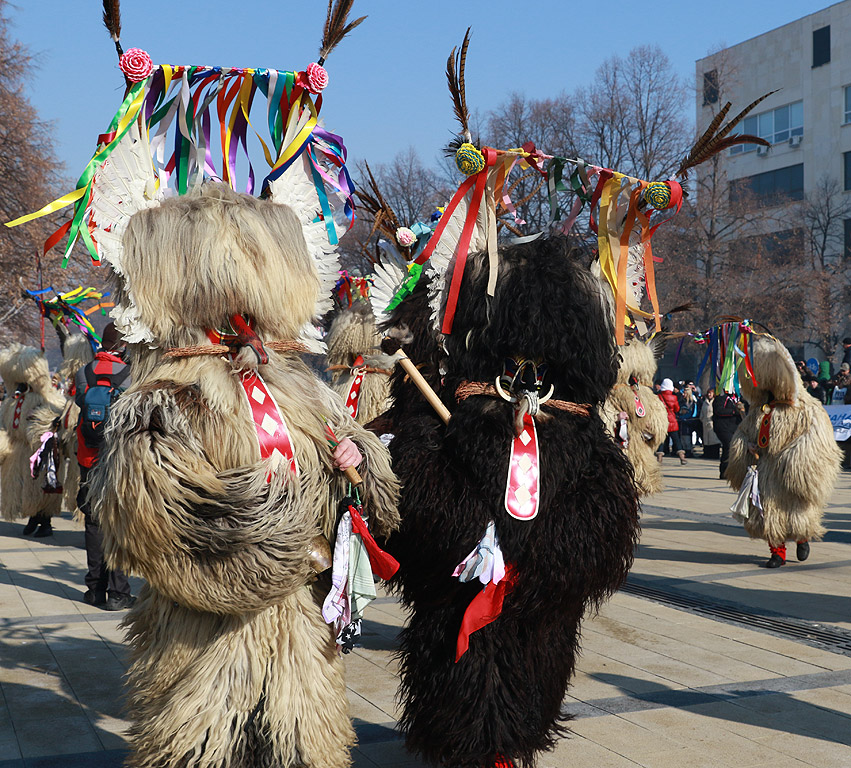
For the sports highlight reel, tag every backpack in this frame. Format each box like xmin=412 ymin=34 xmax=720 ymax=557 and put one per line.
xmin=79 ymin=364 xmax=130 ymax=448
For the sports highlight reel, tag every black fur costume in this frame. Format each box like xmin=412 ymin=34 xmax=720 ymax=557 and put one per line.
xmin=387 ymin=236 xmax=640 ymax=768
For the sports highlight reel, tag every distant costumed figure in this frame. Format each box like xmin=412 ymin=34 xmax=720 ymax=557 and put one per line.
xmin=324 ymin=273 xmax=395 ymax=426
xmin=602 ymin=336 xmax=669 ymax=495
xmin=0 ymin=344 xmax=65 ymax=536
xmin=348 ymin=161 xmax=439 ymax=435
xmin=8 ymin=3 xmax=400 ymax=768
xmin=376 ymin=31 xmax=773 ymax=767
xmin=726 ymin=334 xmax=841 ymax=568
xmin=24 ymin=287 xmax=109 ymax=518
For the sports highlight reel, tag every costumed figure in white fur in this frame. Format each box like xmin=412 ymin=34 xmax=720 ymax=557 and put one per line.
xmin=726 ymin=335 xmax=841 ymax=568
xmin=324 ymin=275 xmax=394 ymax=426
xmin=29 ymin=333 xmax=95 ymax=518
xmin=602 ymin=336 xmax=668 ymax=496
xmin=12 ymin=4 xmax=400 ymax=766
xmin=0 ymin=344 xmax=65 ymax=536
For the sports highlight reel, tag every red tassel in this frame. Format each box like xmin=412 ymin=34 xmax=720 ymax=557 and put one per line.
xmin=349 ymin=505 xmax=400 ymax=580
xmin=455 ymin=564 xmax=517 ymax=662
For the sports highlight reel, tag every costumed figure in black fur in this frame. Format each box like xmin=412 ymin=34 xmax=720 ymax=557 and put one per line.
xmin=387 ymin=235 xmax=641 ymax=768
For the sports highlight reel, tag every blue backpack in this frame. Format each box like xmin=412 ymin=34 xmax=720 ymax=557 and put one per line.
xmin=80 ymin=365 xmax=130 ymax=448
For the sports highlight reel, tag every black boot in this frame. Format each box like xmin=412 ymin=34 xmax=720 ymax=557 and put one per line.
xmin=22 ymin=517 xmax=39 ymax=535
xmin=34 ymin=516 xmax=53 ymax=537
xmin=796 ymin=540 xmax=810 ymax=562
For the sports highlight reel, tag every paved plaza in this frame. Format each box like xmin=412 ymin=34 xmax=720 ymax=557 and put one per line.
xmin=1 ymin=457 xmax=850 ymax=767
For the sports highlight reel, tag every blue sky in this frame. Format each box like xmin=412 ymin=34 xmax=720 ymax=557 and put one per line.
xmin=8 ymin=0 xmax=838 ymax=180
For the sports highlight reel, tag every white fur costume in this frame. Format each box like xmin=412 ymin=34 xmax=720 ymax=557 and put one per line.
xmin=726 ymin=336 xmax=841 ymax=545
xmin=0 ymin=345 xmax=65 ymax=521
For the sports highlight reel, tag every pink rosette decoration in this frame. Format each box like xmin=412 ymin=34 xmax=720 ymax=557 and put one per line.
xmin=119 ymin=48 xmax=154 ymax=82
xmin=305 ymin=62 xmax=329 ymax=94
xmin=395 ymin=227 xmax=417 ymax=248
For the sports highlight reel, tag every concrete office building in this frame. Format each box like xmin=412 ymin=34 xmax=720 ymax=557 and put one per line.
xmin=696 ymin=1 xmax=851 ymax=360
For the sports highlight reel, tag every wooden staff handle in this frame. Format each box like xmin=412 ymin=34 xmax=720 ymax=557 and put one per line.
xmin=395 ymin=351 xmax=452 ymax=425
xmin=343 ymin=465 xmax=363 ymax=487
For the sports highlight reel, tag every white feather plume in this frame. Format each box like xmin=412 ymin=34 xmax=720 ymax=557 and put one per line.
xmin=370 ymin=257 xmax=407 ymax=323
xmin=89 ymin=121 xmax=163 ymax=344
xmin=425 ymin=178 xmax=489 ymax=335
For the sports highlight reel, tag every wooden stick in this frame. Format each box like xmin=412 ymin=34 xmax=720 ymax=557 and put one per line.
xmin=343 ymin=465 xmax=363 ymax=487
xmin=395 ymin=350 xmax=452 ymax=424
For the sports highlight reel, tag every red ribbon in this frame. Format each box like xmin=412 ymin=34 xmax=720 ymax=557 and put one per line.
xmin=349 ymin=504 xmax=400 ymax=580
xmin=455 ymin=563 xmax=517 ymax=662
xmin=414 ymin=147 xmax=497 ymax=334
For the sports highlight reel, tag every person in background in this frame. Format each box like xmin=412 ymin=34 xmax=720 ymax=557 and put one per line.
xmin=713 ymin=389 xmax=742 ymax=480
xmin=841 ymin=338 xmax=851 ymax=368
xmin=805 ymin=375 xmax=826 ymax=405
xmin=676 ymin=381 xmax=699 ymax=458
xmin=700 ymin=388 xmax=721 ymax=460
xmin=75 ymin=323 xmax=134 ymax=611
xmin=656 ymin=378 xmax=687 ymax=465
xmin=830 ymin=362 xmax=851 ymax=405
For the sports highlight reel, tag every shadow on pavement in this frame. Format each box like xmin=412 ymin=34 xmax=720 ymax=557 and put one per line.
xmin=574 ymin=672 xmax=851 ymax=749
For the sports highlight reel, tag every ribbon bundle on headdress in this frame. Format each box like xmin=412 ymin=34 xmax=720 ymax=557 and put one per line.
xmin=686 ymin=320 xmax=760 ymax=394
xmin=24 ymin=287 xmax=113 ymax=348
xmin=415 ymin=145 xmax=542 ymax=335
xmin=7 ymin=64 xmax=353 ymax=267
xmin=549 ymin=162 xmax=684 ymax=344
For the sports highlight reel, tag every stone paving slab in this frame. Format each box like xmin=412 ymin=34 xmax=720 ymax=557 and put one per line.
xmin=1 ymin=459 xmax=850 ymax=766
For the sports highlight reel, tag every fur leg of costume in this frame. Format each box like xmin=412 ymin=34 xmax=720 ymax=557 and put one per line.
xmin=388 ymin=238 xmax=640 ymax=768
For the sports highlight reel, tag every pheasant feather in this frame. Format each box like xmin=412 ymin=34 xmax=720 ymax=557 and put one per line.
xmin=319 ymin=0 xmax=366 ymax=61
xmin=678 ymin=90 xmax=777 ymax=178
xmin=446 ymin=28 xmax=472 ymax=141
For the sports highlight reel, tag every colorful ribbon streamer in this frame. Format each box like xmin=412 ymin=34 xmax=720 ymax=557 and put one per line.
xmin=7 ymin=64 xmax=354 ymax=266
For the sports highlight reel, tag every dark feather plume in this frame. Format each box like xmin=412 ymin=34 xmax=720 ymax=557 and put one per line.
xmin=353 ymin=163 xmax=409 ymax=259
xmin=102 ymin=0 xmax=124 ymax=57
xmin=446 ymin=28 xmax=472 ymax=142
xmin=102 ymin=0 xmax=121 ymax=39
xmin=677 ymin=90 xmax=778 ymax=179
xmin=319 ymin=0 xmax=366 ymax=62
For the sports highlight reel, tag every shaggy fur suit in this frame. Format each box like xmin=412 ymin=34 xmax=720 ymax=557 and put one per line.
xmin=324 ymin=300 xmax=394 ymax=426
xmin=28 ymin=334 xmax=95 ymax=518
xmin=726 ymin=336 xmax=841 ymax=546
xmin=89 ymin=185 xmax=399 ymax=768
xmin=0 ymin=345 xmax=65 ymax=522
xmin=601 ymin=339 xmax=668 ymax=496
xmin=386 ymin=237 xmax=640 ymax=768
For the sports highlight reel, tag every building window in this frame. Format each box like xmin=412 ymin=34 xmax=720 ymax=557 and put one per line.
xmin=844 ymin=86 xmax=851 ymax=123
xmin=813 ymin=26 xmax=830 ymax=67
xmin=730 ymin=101 xmax=803 ymax=155
xmin=845 ymin=219 xmax=851 ymax=259
xmin=730 ymin=164 xmax=804 ymax=207
xmin=845 ymin=153 xmax=851 ymax=191
xmin=703 ymin=69 xmax=719 ymax=105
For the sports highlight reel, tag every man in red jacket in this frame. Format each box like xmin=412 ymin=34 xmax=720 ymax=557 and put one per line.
xmin=74 ymin=323 xmax=134 ymax=610
xmin=656 ymin=378 xmax=687 ymax=465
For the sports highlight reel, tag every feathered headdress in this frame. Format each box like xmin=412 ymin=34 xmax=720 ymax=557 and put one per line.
xmin=408 ymin=29 xmax=548 ymax=337
xmin=352 ymin=162 xmax=436 ymax=323
xmin=7 ymin=0 xmax=364 ymax=348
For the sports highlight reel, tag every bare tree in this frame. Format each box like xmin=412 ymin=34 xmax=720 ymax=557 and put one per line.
xmin=0 ymin=0 xmax=95 ymax=345
xmin=576 ymin=46 xmax=690 ymax=181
